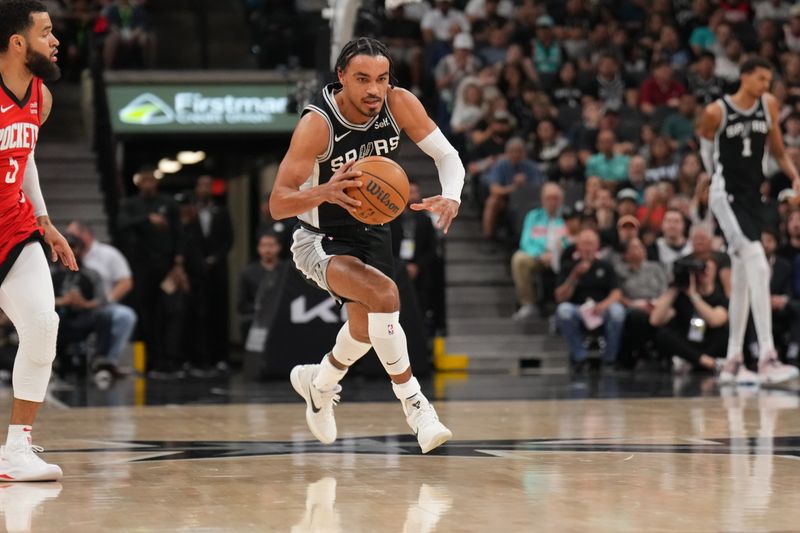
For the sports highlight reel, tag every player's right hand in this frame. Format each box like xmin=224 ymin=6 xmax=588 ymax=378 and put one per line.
xmin=322 ymin=160 xmax=363 ymax=211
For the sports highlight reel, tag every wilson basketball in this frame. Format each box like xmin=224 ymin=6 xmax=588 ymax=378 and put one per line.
xmin=345 ymin=156 xmax=409 ymax=225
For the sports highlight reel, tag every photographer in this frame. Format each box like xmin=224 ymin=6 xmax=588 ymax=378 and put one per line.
xmin=649 ymin=258 xmax=729 ymax=372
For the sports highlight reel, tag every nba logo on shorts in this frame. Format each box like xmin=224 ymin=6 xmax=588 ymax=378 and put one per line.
xmin=387 ymin=324 xmax=394 ymax=335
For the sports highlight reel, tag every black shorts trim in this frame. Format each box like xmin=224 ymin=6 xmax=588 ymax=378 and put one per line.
xmin=0 ymin=232 xmax=44 ymax=287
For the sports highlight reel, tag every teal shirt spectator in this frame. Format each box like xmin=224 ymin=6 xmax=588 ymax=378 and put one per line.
xmin=518 ymin=208 xmax=567 ymax=257
xmin=532 ymin=40 xmax=562 ymax=74
xmin=661 ymin=114 xmax=695 ymax=145
xmin=585 ymin=153 xmax=631 ymax=182
xmin=689 ymin=27 xmax=715 ymax=51
xmin=482 ymin=158 xmax=546 ymax=188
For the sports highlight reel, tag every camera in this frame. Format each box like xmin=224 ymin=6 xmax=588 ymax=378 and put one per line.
xmin=672 ymin=257 xmax=706 ymax=290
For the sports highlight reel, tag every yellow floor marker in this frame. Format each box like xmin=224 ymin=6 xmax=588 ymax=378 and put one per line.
xmin=432 ymin=336 xmax=469 ymax=371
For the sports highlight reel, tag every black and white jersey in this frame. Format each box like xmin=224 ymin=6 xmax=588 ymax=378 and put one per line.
xmin=711 ymin=94 xmax=771 ymax=197
xmin=299 ymin=83 xmax=402 ymax=228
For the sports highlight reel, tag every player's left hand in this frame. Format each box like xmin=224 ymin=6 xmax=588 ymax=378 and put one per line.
xmin=44 ymin=226 xmax=78 ymax=271
xmin=410 ymin=196 xmax=459 ymax=234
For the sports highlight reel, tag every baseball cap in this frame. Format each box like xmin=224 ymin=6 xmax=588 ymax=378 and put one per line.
xmin=778 ymin=188 xmax=797 ymax=203
xmin=616 ymin=188 xmax=639 ymax=202
xmin=617 ymin=214 xmax=640 ymax=229
xmin=453 ymin=32 xmax=474 ymax=50
xmin=536 ymin=15 xmax=554 ymax=28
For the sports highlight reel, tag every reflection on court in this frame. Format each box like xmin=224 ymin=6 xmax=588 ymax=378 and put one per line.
xmin=2 ymin=391 xmax=800 ymax=532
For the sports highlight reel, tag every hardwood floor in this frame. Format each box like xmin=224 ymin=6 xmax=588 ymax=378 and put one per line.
xmin=3 ymin=390 xmax=800 ymax=532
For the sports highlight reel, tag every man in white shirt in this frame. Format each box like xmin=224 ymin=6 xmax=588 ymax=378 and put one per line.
xmin=420 ymin=0 xmax=470 ymax=74
xmin=66 ymin=221 xmax=137 ymax=375
xmin=421 ymin=0 xmax=469 ymax=43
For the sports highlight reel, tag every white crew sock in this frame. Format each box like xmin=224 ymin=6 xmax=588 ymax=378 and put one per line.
xmin=6 ymin=425 xmax=32 ymax=447
xmin=312 ymin=355 xmax=348 ymax=392
xmin=392 ymin=376 xmax=422 ymax=401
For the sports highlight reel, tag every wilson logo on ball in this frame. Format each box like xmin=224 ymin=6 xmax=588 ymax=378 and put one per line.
xmin=366 ymin=180 xmax=401 ymax=214
xmin=344 ymin=155 xmax=409 ymax=225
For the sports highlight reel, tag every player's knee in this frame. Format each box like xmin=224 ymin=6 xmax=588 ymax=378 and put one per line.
xmin=20 ymin=310 xmax=59 ymax=365
xmin=369 ymin=276 xmax=400 ymax=312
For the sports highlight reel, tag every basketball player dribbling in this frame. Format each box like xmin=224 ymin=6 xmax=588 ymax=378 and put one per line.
xmin=697 ymin=57 xmax=800 ymax=385
xmin=0 ymin=0 xmax=77 ymax=480
xmin=270 ymin=37 xmax=464 ymax=453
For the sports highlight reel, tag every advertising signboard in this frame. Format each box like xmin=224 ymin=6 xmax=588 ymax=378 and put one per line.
xmin=107 ymin=84 xmax=299 ymax=134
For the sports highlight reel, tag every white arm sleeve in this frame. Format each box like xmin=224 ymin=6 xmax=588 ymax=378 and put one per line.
xmin=699 ymin=137 xmax=715 ymax=175
xmin=415 ymin=128 xmax=465 ymax=204
xmin=22 ymin=153 xmax=47 ymax=217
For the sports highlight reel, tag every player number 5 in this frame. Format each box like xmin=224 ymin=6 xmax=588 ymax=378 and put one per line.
xmin=4 ymin=157 xmax=19 ymax=184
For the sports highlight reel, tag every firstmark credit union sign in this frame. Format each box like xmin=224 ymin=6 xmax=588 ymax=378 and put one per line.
xmin=107 ymin=84 xmax=299 ymax=134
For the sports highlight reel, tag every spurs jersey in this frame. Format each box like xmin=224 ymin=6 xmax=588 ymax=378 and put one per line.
xmin=0 ymin=76 xmax=42 ymax=267
xmin=299 ymin=83 xmax=401 ymax=228
xmin=711 ymin=94 xmax=771 ymax=197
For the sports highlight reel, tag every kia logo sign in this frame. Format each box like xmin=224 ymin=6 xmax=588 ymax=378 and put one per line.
xmin=290 ymin=296 xmax=347 ymax=324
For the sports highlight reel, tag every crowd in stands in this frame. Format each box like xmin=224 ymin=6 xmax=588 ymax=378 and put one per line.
xmin=41 ymin=0 xmax=154 ymax=78
xmin=30 ymin=0 xmax=800 ymax=379
xmin=374 ymin=0 xmax=800 ymax=374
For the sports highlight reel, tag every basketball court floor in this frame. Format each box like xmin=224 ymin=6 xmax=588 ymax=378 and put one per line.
xmin=2 ymin=372 xmax=800 ymax=532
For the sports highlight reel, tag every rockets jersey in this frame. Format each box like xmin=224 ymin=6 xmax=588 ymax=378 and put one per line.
xmin=298 ymin=83 xmax=402 ymax=228
xmin=0 ymin=76 xmax=43 ymax=267
xmin=711 ymin=94 xmax=770 ymax=197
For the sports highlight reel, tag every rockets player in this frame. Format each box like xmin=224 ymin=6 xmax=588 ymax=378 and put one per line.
xmin=0 ymin=0 xmax=77 ymax=481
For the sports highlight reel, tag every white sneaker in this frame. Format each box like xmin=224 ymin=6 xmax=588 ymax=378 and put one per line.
xmin=290 ymin=364 xmax=341 ymax=444
xmin=402 ymin=395 xmax=452 ymax=453
xmin=0 ymin=481 xmax=62 ymax=532
xmin=0 ymin=441 xmax=62 ymax=482
xmin=511 ymin=304 xmax=535 ymax=321
xmin=758 ymin=355 xmax=800 ymax=385
xmin=718 ymin=358 xmax=759 ymax=386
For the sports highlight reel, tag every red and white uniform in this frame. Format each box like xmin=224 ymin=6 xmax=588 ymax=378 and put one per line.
xmin=0 ymin=77 xmax=42 ymax=269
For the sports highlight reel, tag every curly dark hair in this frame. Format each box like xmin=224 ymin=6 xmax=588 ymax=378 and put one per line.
xmin=334 ymin=37 xmax=394 ymax=78
xmin=0 ymin=0 xmax=47 ymax=54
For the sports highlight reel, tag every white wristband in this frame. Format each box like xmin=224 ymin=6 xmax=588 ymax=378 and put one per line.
xmin=415 ymin=128 xmax=465 ymax=203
